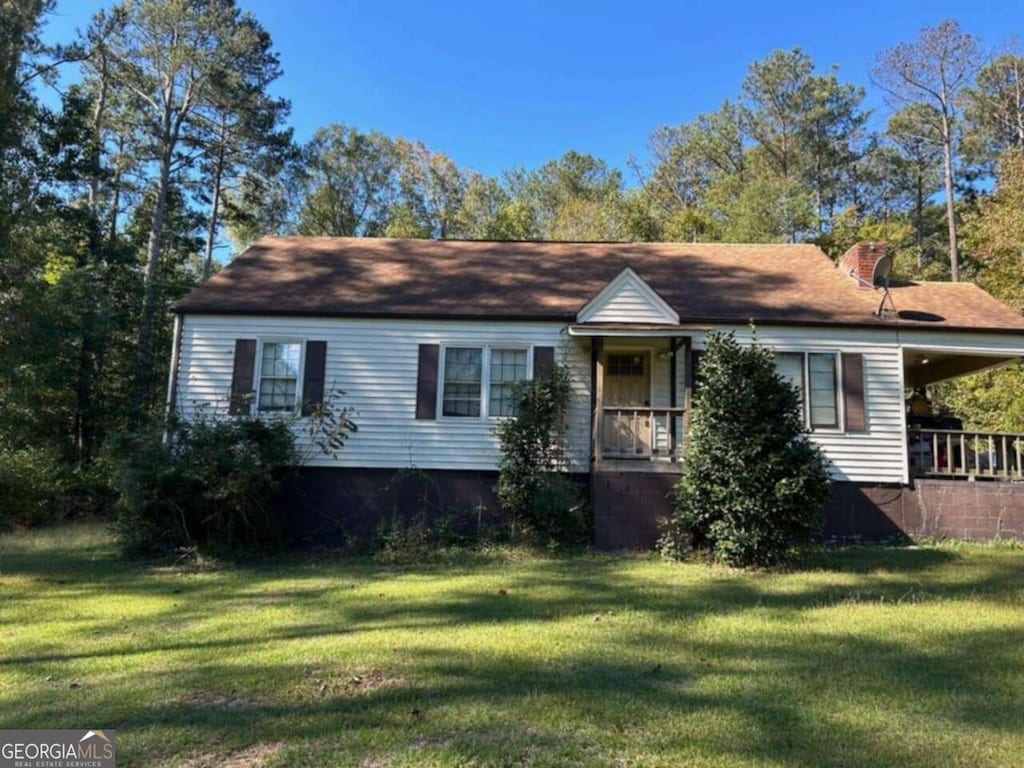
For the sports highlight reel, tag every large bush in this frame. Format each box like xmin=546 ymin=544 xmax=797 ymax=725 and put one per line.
xmin=113 ymin=415 xmax=298 ymax=555
xmin=495 ymin=363 xmax=584 ymax=541
xmin=667 ymin=332 xmax=831 ymax=567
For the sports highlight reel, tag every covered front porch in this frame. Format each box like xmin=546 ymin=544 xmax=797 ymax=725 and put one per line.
xmin=903 ymin=345 xmax=1024 ymax=482
xmin=568 ymin=326 xmax=691 ymax=473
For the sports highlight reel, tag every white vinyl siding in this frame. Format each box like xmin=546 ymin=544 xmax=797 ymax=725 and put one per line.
xmin=175 ymin=317 xmax=591 ymax=471
xmin=583 ymin=282 xmax=671 ymax=323
xmin=175 ymin=316 xmax=1024 ymax=483
xmin=695 ymin=326 xmax=909 ymax=483
xmin=577 ymin=268 xmax=679 ymax=324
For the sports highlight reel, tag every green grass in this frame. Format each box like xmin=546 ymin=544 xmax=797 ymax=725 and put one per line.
xmin=1 ymin=526 xmax=1023 ymax=767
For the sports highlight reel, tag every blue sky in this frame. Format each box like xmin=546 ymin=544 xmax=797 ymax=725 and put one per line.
xmin=41 ymin=0 xmax=1021 ymax=180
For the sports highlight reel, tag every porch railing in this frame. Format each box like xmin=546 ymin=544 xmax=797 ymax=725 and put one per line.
xmin=908 ymin=428 xmax=1024 ymax=480
xmin=600 ymin=407 xmax=686 ymax=460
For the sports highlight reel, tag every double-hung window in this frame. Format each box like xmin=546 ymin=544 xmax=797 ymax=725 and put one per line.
xmin=775 ymin=351 xmax=839 ymax=429
xmin=441 ymin=346 xmax=531 ymax=418
xmin=257 ymin=341 xmax=302 ymax=413
xmin=442 ymin=347 xmax=483 ymax=417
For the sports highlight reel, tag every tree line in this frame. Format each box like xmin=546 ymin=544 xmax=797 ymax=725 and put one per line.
xmin=1 ymin=0 xmax=1022 ymax=520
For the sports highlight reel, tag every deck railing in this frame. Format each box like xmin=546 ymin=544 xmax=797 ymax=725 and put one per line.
xmin=600 ymin=407 xmax=686 ymax=460
xmin=908 ymin=428 xmax=1024 ymax=480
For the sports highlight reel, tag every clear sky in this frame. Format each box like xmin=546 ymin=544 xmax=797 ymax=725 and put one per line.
xmin=41 ymin=0 xmax=1021 ymax=179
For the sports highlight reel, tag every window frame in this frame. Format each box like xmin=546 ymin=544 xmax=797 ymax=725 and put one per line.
xmin=253 ymin=338 xmax=306 ymax=416
xmin=438 ymin=343 xmax=535 ymax=420
xmin=773 ymin=349 xmax=843 ymax=432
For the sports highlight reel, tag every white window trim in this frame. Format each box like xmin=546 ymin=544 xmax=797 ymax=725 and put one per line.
xmin=253 ymin=338 xmax=306 ymax=416
xmin=437 ymin=343 xmax=535 ymax=421
xmin=774 ymin=349 xmax=844 ymax=433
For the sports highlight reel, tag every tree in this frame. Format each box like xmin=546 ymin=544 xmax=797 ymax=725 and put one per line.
xmin=666 ymin=332 xmax=831 ymax=567
xmin=884 ymin=105 xmax=945 ymax=268
xmin=0 ymin=0 xmax=51 ymax=276
xmin=873 ymin=20 xmax=982 ymax=281
xmin=969 ymin=147 xmax=1024 ymax=313
xmin=741 ymin=48 xmax=867 ymax=238
xmin=192 ymin=19 xmax=292 ymax=278
xmin=450 ymin=173 xmax=520 ymax=239
xmin=87 ymin=0 xmax=287 ymax=416
xmin=510 ymin=150 xmax=624 ymax=239
xmin=963 ymin=51 xmax=1024 ymax=168
xmin=632 ymin=101 xmax=745 ymax=240
xmin=391 ymin=139 xmax=466 ymax=239
xmin=294 ymin=124 xmax=400 ymax=236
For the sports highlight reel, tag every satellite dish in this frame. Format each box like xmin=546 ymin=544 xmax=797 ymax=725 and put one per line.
xmin=871 ymin=253 xmax=893 ymax=287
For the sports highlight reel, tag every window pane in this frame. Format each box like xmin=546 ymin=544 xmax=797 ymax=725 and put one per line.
xmin=258 ymin=342 xmax=301 ymax=413
xmin=489 ymin=348 xmax=528 ymax=416
xmin=607 ymin=354 xmax=644 ymax=377
xmin=775 ymin=352 xmax=805 ymax=422
xmin=443 ymin=347 xmax=482 ymax=417
xmin=808 ymin=353 xmax=837 ymax=427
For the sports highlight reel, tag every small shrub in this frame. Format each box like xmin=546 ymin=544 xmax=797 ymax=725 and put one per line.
xmin=495 ymin=363 xmax=584 ymax=542
xmin=113 ymin=414 xmax=298 ymax=556
xmin=666 ymin=332 xmax=831 ymax=567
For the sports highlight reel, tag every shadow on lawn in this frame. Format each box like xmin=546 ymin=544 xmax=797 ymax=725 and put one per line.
xmin=8 ymin=622 xmax=1021 ymax=768
xmin=4 ymin=528 xmax=1024 ymax=765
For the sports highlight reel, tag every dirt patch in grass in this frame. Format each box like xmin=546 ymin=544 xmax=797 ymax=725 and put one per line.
xmin=179 ymin=742 xmax=283 ymax=768
xmin=307 ymin=667 xmax=405 ymax=699
xmin=176 ymin=691 xmax=259 ymax=711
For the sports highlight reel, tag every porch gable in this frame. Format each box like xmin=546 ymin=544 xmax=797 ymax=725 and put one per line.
xmin=577 ymin=267 xmax=680 ymax=325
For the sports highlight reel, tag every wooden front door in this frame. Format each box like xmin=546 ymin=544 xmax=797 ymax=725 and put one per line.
xmin=602 ymin=351 xmax=652 ymax=456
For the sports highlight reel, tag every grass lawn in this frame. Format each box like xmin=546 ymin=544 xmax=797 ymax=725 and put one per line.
xmin=1 ymin=526 xmax=1023 ymax=767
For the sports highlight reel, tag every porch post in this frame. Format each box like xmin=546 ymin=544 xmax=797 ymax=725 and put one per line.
xmin=669 ymin=337 xmax=678 ymax=459
xmin=591 ymin=337 xmax=604 ymax=469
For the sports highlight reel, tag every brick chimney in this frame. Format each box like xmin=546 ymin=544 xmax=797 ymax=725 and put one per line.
xmin=839 ymin=241 xmax=887 ymax=288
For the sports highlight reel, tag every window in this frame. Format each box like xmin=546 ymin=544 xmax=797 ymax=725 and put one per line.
xmin=442 ymin=347 xmax=482 ymax=417
xmin=774 ymin=351 xmax=839 ymax=429
xmin=257 ymin=341 xmax=302 ymax=413
xmin=489 ymin=348 xmax=529 ymax=416
xmin=807 ymin=353 xmax=838 ymax=428
xmin=441 ymin=346 xmax=531 ymax=418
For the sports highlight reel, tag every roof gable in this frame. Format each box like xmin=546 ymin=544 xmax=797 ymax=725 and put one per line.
xmin=577 ymin=267 xmax=680 ymax=324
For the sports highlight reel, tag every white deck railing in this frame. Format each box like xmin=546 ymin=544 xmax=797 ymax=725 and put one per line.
xmin=908 ymin=428 xmax=1024 ymax=480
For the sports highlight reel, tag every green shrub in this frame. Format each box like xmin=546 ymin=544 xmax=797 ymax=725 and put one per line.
xmin=113 ymin=415 xmax=298 ymax=556
xmin=0 ymin=443 xmax=65 ymax=529
xmin=495 ymin=363 xmax=584 ymax=542
xmin=666 ymin=332 xmax=831 ymax=567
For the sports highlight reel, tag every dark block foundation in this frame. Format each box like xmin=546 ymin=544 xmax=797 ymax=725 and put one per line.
xmin=276 ymin=467 xmax=1024 ymax=550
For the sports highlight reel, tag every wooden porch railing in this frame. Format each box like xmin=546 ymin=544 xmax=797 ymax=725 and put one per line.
xmin=908 ymin=428 xmax=1024 ymax=480
xmin=600 ymin=407 xmax=686 ymax=460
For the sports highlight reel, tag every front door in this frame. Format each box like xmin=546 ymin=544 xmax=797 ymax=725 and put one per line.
xmin=602 ymin=351 xmax=652 ymax=456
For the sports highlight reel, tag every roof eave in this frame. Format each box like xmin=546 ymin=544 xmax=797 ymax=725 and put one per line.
xmin=172 ymin=306 xmax=1024 ymax=335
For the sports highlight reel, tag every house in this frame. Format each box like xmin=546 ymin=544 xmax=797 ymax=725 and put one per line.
xmin=170 ymin=237 xmax=1024 ymax=547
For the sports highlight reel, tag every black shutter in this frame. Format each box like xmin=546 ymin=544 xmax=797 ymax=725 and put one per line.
xmin=842 ymin=352 xmax=866 ymax=432
xmin=416 ymin=344 xmax=440 ymax=420
xmin=301 ymin=341 xmax=327 ymax=416
xmin=229 ymin=339 xmax=257 ymax=415
xmin=533 ymin=346 xmax=555 ymax=379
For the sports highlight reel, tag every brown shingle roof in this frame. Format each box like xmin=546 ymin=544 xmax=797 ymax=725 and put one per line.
xmin=174 ymin=236 xmax=1024 ymax=333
